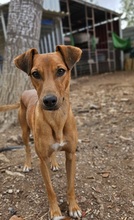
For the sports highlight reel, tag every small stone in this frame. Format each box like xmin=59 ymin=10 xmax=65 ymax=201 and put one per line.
xmin=120 ymin=98 xmax=129 ymax=102
xmin=8 ymin=189 xmax=13 ymax=194
xmin=8 ymin=207 xmax=16 ymax=215
xmin=59 ymin=199 xmax=64 ymax=203
xmin=16 ymin=189 xmax=20 ymax=193
xmin=112 ymin=185 xmax=117 ymax=188
xmin=81 ymin=196 xmax=87 ymax=202
xmin=90 ymin=104 xmax=100 ymax=110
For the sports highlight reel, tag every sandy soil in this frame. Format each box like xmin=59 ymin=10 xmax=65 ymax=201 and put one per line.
xmin=0 ymin=71 xmax=134 ymax=220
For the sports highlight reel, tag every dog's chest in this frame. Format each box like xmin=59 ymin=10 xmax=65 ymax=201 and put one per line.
xmin=51 ymin=141 xmax=66 ymax=151
xmin=51 ymin=125 xmax=67 ymax=151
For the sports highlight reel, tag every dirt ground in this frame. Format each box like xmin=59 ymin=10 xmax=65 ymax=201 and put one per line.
xmin=0 ymin=71 xmax=134 ymax=220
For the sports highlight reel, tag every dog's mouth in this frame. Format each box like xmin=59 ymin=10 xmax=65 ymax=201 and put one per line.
xmin=42 ymin=105 xmax=60 ymax=111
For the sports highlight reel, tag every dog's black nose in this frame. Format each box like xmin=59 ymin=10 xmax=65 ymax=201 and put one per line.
xmin=43 ymin=95 xmax=57 ymax=109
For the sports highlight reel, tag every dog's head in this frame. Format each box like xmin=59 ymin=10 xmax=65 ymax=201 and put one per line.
xmin=14 ymin=45 xmax=82 ymax=111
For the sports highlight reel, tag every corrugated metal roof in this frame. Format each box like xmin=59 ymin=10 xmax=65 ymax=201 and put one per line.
xmin=70 ymin=0 xmax=121 ymax=16
xmin=43 ymin=0 xmax=60 ymax=12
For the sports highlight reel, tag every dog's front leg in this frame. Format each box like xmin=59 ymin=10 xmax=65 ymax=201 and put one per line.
xmin=40 ymin=158 xmax=62 ymax=219
xmin=66 ymin=152 xmax=82 ymax=219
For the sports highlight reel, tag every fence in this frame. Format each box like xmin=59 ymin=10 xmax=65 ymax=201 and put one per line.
xmin=75 ymin=48 xmax=117 ymax=77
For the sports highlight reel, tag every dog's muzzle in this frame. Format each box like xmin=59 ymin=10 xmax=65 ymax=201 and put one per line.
xmin=42 ymin=94 xmax=58 ymax=111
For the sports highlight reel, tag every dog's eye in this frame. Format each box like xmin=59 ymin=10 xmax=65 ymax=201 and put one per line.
xmin=57 ymin=68 xmax=66 ymax=77
xmin=32 ymin=71 xmax=41 ymax=79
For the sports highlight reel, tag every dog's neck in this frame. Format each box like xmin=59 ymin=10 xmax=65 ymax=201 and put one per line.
xmin=35 ymin=98 xmax=70 ymax=143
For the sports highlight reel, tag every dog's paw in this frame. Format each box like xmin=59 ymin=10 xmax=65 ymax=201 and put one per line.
xmin=69 ymin=203 xmax=82 ymax=219
xmin=50 ymin=153 xmax=59 ymax=172
xmin=51 ymin=164 xmax=59 ymax=172
xmin=69 ymin=210 xmax=82 ymax=219
xmin=50 ymin=205 xmax=67 ymax=220
xmin=23 ymin=165 xmax=32 ymax=172
xmin=50 ymin=159 xmax=59 ymax=172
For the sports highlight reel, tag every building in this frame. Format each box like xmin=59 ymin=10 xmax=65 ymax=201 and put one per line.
xmin=0 ymin=0 xmax=122 ymax=76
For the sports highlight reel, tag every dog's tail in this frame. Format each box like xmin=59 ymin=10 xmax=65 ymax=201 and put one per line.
xmin=0 ymin=102 xmax=20 ymax=112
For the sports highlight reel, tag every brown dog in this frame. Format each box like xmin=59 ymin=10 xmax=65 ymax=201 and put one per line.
xmin=0 ymin=45 xmax=82 ymax=219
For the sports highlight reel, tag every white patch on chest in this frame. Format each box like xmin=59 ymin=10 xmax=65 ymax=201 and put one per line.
xmin=51 ymin=141 xmax=66 ymax=151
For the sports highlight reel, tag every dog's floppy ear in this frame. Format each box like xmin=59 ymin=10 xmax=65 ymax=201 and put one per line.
xmin=56 ymin=45 xmax=82 ymax=70
xmin=14 ymin=48 xmax=38 ymax=75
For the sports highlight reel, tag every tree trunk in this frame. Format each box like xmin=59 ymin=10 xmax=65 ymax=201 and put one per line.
xmin=0 ymin=0 xmax=43 ymax=126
